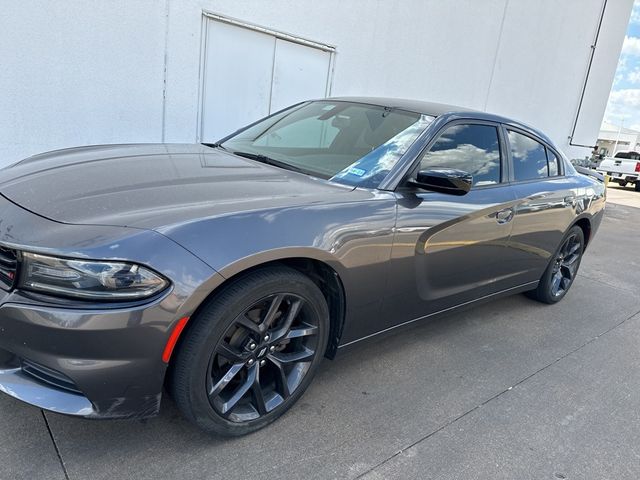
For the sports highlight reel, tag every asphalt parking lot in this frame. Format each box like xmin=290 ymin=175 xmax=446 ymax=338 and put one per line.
xmin=2 ymin=185 xmax=640 ymax=480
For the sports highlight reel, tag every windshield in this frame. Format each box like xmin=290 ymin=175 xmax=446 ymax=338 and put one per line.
xmin=215 ymin=101 xmax=434 ymax=188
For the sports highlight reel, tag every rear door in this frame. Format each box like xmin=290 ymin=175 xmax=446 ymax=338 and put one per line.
xmin=503 ymin=128 xmax=578 ymax=285
xmin=381 ymin=121 xmax=518 ymax=327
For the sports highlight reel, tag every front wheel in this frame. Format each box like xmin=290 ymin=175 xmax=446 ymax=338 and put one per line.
xmin=169 ymin=266 xmax=329 ymax=436
xmin=526 ymin=226 xmax=584 ymax=304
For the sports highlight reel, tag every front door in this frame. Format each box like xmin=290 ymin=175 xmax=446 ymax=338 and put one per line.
xmin=381 ymin=121 xmax=518 ymax=327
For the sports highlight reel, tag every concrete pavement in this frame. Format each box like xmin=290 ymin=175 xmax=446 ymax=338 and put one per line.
xmin=2 ymin=185 xmax=639 ymax=480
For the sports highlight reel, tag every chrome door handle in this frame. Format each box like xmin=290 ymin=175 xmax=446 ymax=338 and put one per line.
xmin=495 ymin=208 xmax=514 ymax=224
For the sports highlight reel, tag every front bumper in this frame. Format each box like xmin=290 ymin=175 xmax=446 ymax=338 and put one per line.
xmin=0 ymin=365 xmax=94 ymax=416
xmin=0 ymin=194 xmax=222 ymax=418
xmin=0 ymin=291 xmax=174 ymax=418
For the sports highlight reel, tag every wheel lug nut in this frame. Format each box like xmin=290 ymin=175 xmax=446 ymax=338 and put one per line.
xmin=264 ymin=334 xmax=270 ymax=341
xmin=269 ymin=346 xmax=276 ymax=352
xmin=247 ymin=358 xmax=255 ymax=366
xmin=260 ymin=359 xmax=266 ymax=366
xmin=249 ymin=342 xmax=256 ymax=350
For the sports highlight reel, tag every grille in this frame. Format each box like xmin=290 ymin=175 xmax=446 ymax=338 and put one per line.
xmin=21 ymin=359 xmax=83 ymax=395
xmin=0 ymin=246 xmax=17 ymax=290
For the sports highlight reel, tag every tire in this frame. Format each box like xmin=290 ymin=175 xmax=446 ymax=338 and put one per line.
xmin=618 ymin=180 xmax=627 ymax=187
xmin=526 ymin=226 xmax=584 ymax=304
xmin=169 ymin=266 xmax=329 ymax=436
xmin=635 ymin=182 xmax=640 ymax=192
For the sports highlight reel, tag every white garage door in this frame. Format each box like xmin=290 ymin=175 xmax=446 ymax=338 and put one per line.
xmin=199 ymin=16 xmax=334 ymax=142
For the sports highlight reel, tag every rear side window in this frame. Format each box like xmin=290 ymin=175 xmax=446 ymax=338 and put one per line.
xmin=508 ymin=130 xmax=548 ymax=180
xmin=420 ymin=124 xmax=501 ymax=186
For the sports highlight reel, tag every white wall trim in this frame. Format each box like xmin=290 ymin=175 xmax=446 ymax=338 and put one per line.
xmin=196 ymin=11 xmax=336 ymax=141
xmin=195 ymin=12 xmax=209 ymax=142
xmin=201 ymin=11 xmax=336 ymax=52
xmin=161 ymin=0 xmax=171 ymax=142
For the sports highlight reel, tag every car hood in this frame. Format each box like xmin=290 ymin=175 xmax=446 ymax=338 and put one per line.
xmin=0 ymin=144 xmax=355 ymax=229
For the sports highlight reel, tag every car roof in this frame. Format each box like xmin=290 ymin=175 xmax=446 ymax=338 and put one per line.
xmin=327 ymin=96 xmax=476 ymax=117
xmin=325 ymin=96 xmax=555 ymax=147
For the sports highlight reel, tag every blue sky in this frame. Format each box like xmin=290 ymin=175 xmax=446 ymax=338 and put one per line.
xmin=603 ymin=1 xmax=640 ymax=129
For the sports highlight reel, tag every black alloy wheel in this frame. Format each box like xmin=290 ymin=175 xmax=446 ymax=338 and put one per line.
xmin=548 ymin=232 xmax=582 ymax=298
xmin=207 ymin=292 xmax=320 ymax=422
xmin=170 ymin=266 xmax=329 ymax=436
xmin=526 ymin=225 xmax=584 ymax=304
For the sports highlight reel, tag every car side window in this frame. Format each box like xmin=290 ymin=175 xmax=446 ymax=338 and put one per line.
xmin=508 ymin=130 xmax=548 ymax=180
xmin=419 ymin=124 xmax=501 ymax=186
xmin=547 ymin=149 xmax=560 ymax=176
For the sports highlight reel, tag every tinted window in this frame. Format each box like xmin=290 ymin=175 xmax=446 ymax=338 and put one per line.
xmin=508 ymin=131 xmax=548 ymax=180
xmin=547 ymin=149 xmax=559 ymax=176
xmin=419 ymin=124 xmax=501 ymax=186
xmin=614 ymin=151 xmax=640 ymax=159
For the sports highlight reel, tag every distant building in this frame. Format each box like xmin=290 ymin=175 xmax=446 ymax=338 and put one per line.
xmin=597 ymin=122 xmax=640 ymax=156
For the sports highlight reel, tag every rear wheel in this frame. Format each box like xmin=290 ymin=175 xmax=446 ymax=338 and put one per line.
xmin=635 ymin=182 xmax=640 ymax=192
xmin=526 ymin=226 xmax=584 ymax=304
xmin=169 ymin=266 xmax=329 ymax=436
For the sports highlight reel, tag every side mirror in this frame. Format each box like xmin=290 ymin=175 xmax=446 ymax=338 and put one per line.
xmin=409 ymin=168 xmax=473 ymax=196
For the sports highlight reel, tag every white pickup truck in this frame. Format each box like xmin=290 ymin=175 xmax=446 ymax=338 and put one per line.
xmin=597 ymin=151 xmax=640 ymax=191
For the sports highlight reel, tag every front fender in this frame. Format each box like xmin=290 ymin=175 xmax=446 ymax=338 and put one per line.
xmin=156 ymin=197 xmax=397 ymax=326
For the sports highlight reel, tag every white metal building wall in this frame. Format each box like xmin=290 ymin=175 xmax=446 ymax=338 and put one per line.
xmin=0 ymin=0 xmax=633 ymax=166
xmin=199 ymin=16 xmax=335 ymax=140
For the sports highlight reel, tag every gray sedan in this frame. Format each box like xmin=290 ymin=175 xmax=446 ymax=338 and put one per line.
xmin=0 ymin=97 xmax=605 ymax=435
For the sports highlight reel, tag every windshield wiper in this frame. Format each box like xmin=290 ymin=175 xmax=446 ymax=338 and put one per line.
xmin=202 ymin=142 xmax=229 ymax=151
xmin=232 ymin=151 xmax=310 ymax=175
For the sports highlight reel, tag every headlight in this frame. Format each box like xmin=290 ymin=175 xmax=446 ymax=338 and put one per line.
xmin=19 ymin=253 xmax=169 ymax=300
